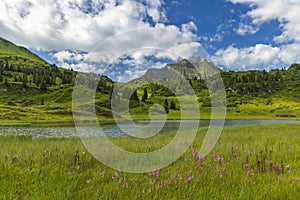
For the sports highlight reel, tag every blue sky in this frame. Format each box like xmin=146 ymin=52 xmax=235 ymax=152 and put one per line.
xmin=0 ymin=0 xmax=299 ymax=81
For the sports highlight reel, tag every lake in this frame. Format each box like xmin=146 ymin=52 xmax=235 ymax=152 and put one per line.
xmin=0 ymin=119 xmax=299 ymax=138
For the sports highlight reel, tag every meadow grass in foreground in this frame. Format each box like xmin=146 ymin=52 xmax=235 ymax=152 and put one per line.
xmin=0 ymin=124 xmax=300 ymax=199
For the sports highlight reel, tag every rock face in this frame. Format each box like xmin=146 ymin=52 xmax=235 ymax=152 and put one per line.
xmin=143 ymin=56 xmax=220 ymax=80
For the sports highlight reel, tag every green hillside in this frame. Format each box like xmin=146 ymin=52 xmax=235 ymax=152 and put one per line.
xmin=0 ymin=38 xmax=113 ymax=123
xmin=1 ymin=37 xmax=300 ymax=123
xmin=0 ymin=37 xmax=47 ymax=65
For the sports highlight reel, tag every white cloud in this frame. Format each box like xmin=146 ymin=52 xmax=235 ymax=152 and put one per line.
xmin=117 ymin=69 xmax=147 ymax=82
xmin=229 ymin=0 xmax=300 ymax=43
xmin=278 ymin=43 xmax=300 ymax=64
xmin=53 ymin=50 xmax=87 ymax=63
xmin=0 ymin=0 xmax=193 ymax=52
xmin=0 ymin=0 xmax=203 ymax=81
xmin=216 ymin=0 xmax=300 ymax=70
xmin=213 ymin=44 xmax=281 ymax=70
xmin=235 ymin=23 xmax=260 ymax=35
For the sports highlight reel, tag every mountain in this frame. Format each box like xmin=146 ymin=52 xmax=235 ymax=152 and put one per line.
xmin=143 ymin=56 xmax=220 ymax=80
xmin=1 ymin=37 xmax=300 ymax=122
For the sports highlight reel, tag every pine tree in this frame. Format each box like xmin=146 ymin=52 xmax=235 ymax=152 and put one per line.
xmin=164 ymin=98 xmax=169 ymax=114
xmin=4 ymin=78 xmax=9 ymax=87
xmin=142 ymin=88 xmax=148 ymax=102
xmin=40 ymin=80 xmax=47 ymax=92
xmin=41 ymin=97 xmax=45 ymax=105
xmin=170 ymin=100 xmax=176 ymax=110
xmin=130 ymin=90 xmax=140 ymax=103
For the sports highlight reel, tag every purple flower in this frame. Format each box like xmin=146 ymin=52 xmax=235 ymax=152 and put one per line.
xmin=152 ymin=168 xmax=160 ymax=178
xmin=192 ymin=151 xmax=198 ymax=158
xmin=213 ymin=155 xmax=224 ymax=161
xmin=114 ymin=171 xmax=119 ymax=178
xmin=197 ymin=155 xmax=205 ymax=162
xmin=286 ymin=165 xmax=292 ymax=172
xmin=150 ymin=180 xmax=155 ymax=185
xmin=184 ymin=157 xmax=188 ymax=161
xmin=185 ymin=175 xmax=194 ymax=183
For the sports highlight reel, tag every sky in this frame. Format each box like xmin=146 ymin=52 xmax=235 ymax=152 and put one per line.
xmin=0 ymin=0 xmax=299 ymax=82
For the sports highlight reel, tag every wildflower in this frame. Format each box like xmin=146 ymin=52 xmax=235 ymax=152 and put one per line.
xmin=100 ymin=171 xmax=105 ymax=178
xmin=245 ymin=149 xmax=254 ymax=155
xmin=185 ymin=175 xmax=194 ymax=183
xmin=192 ymin=151 xmax=198 ymax=158
xmin=114 ymin=171 xmax=119 ymax=178
xmin=67 ymin=171 xmax=73 ymax=175
xmin=213 ymin=155 xmax=224 ymax=162
xmin=286 ymin=165 xmax=292 ymax=172
xmin=184 ymin=157 xmax=188 ymax=161
xmin=119 ymin=177 xmax=126 ymax=183
xmin=86 ymin=178 xmax=91 ymax=184
xmin=197 ymin=155 xmax=205 ymax=162
xmin=150 ymin=180 xmax=155 ymax=185
xmin=248 ymin=170 xmax=254 ymax=176
xmin=77 ymin=165 xmax=83 ymax=170
xmin=152 ymin=168 xmax=160 ymax=178
xmin=43 ymin=148 xmax=50 ymax=153
xmin=242 ymin=162 xmax=251 ymax=169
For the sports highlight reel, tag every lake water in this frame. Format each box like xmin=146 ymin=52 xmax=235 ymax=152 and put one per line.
xmin=0 ymin=119 xmax=299 ymax=138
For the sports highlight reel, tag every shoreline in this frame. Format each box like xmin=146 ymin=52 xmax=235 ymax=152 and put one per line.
xmin=0 ymin=116 xmax=299 ymax=127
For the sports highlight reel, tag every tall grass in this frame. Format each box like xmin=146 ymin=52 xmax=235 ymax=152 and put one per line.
xmin=0 ymin=124 xmax=299 ymax=199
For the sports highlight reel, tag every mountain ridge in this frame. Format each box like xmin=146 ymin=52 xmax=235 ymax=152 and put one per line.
xmin=1 ymin=37 xmax=300 ymax=122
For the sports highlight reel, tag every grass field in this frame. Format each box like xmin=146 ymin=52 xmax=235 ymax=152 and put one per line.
xmin=0 ymin=124 xmax=299 ymax=199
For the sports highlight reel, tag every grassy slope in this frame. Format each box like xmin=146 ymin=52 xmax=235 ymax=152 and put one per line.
xmin=0 ymin=124 xmax=299 ymax=199
xmin=0 ymin=37 xmax=46 ymax=64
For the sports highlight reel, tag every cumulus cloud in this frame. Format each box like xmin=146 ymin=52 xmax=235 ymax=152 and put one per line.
xmin=213 ymin=44 xmax=281 ymax=70
xmin=229 ymin=0 xmax=300 ymax=43
xmin=215 ymin=0 xmax=300 ymax=70
xmin=0 ymin=0 xmax=203 ymax=81
xmin=212 ymin=43 xmax=300 ymax=70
